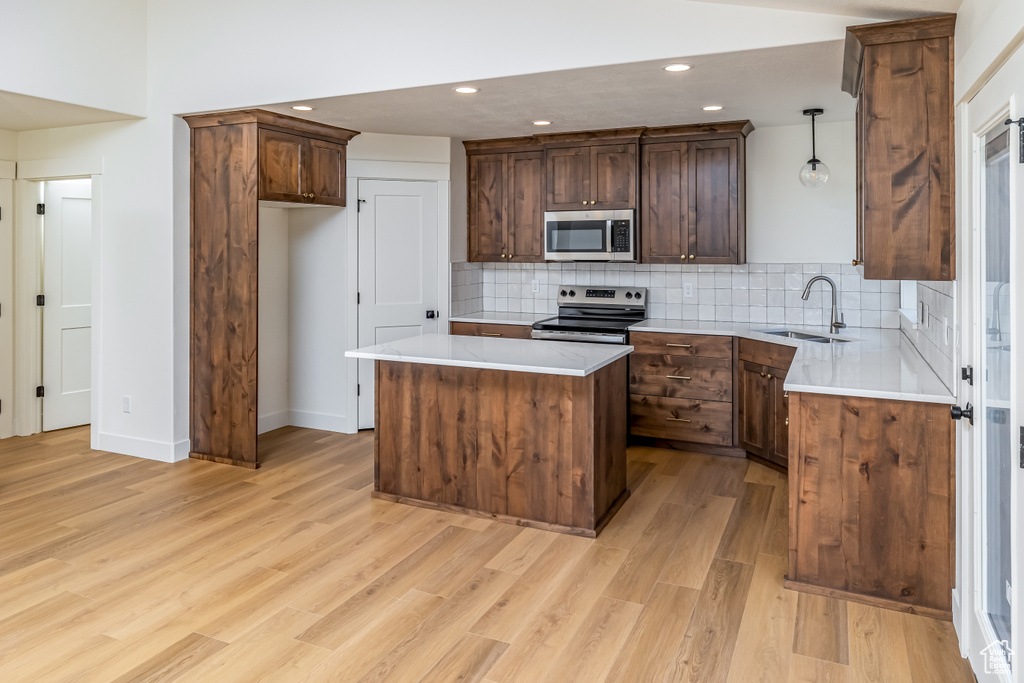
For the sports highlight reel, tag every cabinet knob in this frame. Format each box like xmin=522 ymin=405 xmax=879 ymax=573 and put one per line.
xmin=767 ymin=374 xmax=773 ymax=380
xmin=785 ymin=417 xmax=789 ymax=426
xmin=681 ymin=254 xmax=686 ymax=260
xmin=689 ymin=255 xmax=695 ymax=260
xmin=508 ymin=254 xmax=514 ymax=260
xmin=500 ymin=254 xmax=506 ymax=258
xmin=852 ymin=259 xmax=862 ymax=266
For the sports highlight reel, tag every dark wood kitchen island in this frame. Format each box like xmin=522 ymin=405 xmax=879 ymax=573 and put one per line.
xmin=347 ymin=333 xmax=632 ymax=537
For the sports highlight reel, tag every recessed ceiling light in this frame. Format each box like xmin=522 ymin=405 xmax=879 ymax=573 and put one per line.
xmin=454 ymin=86 xmax=479 ymax=94
xmin=533 ymin=120 xmax=552 ymax=126
xmin=702 ymin=105 xmax=723 ymax=111
xmin=664 ymin=64 xmax=691 ymax=72
xmin=291 ymin=105 xmax=313 ymax=111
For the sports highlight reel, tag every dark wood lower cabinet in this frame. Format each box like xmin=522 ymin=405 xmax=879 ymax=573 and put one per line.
xmin=786 ymin=392 xmax=955 ymax=618
xmin=374 ymin=358 xmax=629 ymax=537
xmin=738 ymin=360 xmax=770 ymax=458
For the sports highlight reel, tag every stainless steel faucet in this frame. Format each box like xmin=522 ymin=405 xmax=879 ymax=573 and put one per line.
xmin=802 ymin=276 xmax=846 ymax=334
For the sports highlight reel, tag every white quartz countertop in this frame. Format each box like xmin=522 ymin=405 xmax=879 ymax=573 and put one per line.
xmin=448 ymin=311 xmax=550 ymax=326
xmin=346 ymin=333 xmax=632 ymax=377
xmin=630 ymin=320 xmax=955 ymax=404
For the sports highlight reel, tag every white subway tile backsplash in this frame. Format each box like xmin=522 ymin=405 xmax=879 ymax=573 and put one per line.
xmin=450 ymin=262 xmax=906 ymax=330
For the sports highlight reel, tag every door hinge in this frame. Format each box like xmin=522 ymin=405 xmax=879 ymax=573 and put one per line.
xmin=961 ymin=365 xmax=974 ymax=386
xmin=1019 ymin=427 xmax=1024 ymax=469
xmin=36 ymin=295 xmax=44 ymax=306
xmin=36 ymin=203 xmax=45 ymax=215
xmin=357 ymin=384 xmax=361 ymax=396
xmin=357 ymin=292 xmax=361 ymax=305
xmin=36 ymin=386 xmax=44 ymax=398
xmin=357 ymin=199 xmax=366 ymax=213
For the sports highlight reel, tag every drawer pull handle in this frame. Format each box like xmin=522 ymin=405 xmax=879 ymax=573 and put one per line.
xmin=480 ymin=332 xmax=502 ymax=337
xmin=666 ymin=417 xmax=692 ymax=423
xmin=666 ymin=375 xmax=691 ymax=380
xmin=666 ymin=343 xmax=692 ymax=348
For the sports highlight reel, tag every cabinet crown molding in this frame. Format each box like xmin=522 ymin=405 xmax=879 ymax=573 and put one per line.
xmin=183 ymin=108 xmax=360 ymax=142
xmin=842 ymin=13 xmax=956 ymax=96
xmin=463 ymin=121 xmax=754 ymax=153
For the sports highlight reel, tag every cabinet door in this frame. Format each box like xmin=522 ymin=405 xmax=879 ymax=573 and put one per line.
xmin=768 ymin=368 xmax=789 ymax=467
xmin=546 ymin=146 xmax=590 ymax=210
xmin=467 ymin=153 xmax=508 ymax=262
xmin=306 ymin=138 xmax=346 ymax=206
xmin=641 ymin=142 xmax=689 ymax=264
xmin=507 ymin=151 xmax=544 ymax=262
xmin=738 ymin=360 xmax=769 ymax=457
xmin=590 ymin=144 xmax=635 ymax=209
xmin=689 ymin=139 xmax=741 ymax=264
xmin=259 ymin=129 xmax=307 ymax=202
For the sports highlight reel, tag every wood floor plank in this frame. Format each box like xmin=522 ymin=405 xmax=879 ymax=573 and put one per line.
xmin=109 ymin=632 xmax=228 ymax=683
xmin=484 ymin=526 xmax=557 ymax=575
xmin=900 ymin=612 xmax=975 ymax=683
xmin=540 ymin=596 xmax=643 ymax=683
xmin=714 ymin=481 xmax=775 ymax=564
xmin=790 ymin=653 xmax=852 ymax=683
xmin=605 ymin=582 xmax=700 ymax=682
xmin=725 ymin=553 xmax=798 ymax=683
xmin=792 ymin=592 xmax=850 ymax=665
xmin=603 ymin=502 xmax=695 ymax=604
xmin=659 ymin=494 xmax=736 ymax=589
xmin=420 ymin=633 xmax=509 ymax=683
xmin=758 ymin=478 xmax=789 ymax=558
xmin=674 ymin=558 xmax=756 ymax=683
xmin=847 ymin=602 xmax=914 ymax=683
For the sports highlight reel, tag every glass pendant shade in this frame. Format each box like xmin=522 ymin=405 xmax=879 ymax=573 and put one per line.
xmin=799 ymin=158 xmax=830 ymax=189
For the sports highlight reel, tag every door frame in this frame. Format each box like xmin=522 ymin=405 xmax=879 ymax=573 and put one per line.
xmin=0 ymin=161 xmax=14 ymax=440
xmin=12 ymin=157 xmax=102 ymax=443
xmin=956 ymin=41 xmax=1024 ymax=682
xmin=343 ymin=159 xmax=450 ymax=434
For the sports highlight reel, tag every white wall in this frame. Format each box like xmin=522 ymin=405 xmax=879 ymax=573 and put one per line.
xmin=449 ymin=140 xmax=468 ymax=264
xmin=287 ymin=207 xmax=349 ymax=433
xmin=257 ymin=208 xmax=290 ymax=434
xmin=955 ymin=0 xmax=1024 ymax=102
xmin=0 ymin=130 xmax=17 ymax=160
xmin=746 ymin=121 xmax=856 ymax=263
xmin=349 ymin=133 xmax=450 ymax=163
xmin=0 ymin=0 xmax=146 ymax=116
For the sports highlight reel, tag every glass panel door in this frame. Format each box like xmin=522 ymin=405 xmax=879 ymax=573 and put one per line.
xmin=980 ymin=123 xmax=1012 ymax=652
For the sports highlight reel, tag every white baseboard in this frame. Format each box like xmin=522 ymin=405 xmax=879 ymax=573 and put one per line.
xmin=258 ymin=410 xmax=291 ymax=435
xmin=94 ymin=431 xmax=190 ymax=463
xmin=288 ymin=410 xmax=348 ymax=433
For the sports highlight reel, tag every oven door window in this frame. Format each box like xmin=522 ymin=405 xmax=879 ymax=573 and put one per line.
xmin=547 ymin=221 xmax=608 ymax=252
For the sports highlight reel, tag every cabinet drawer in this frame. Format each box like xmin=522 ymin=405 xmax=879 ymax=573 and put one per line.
xmin=629 ymin=396 xmax=733 ymax=445
xmin=738 ymin=338 xmax=796 ymax=369
xmin=629 ymin=354 xmax=733 ymax=402
xmin=629 ymin=331 xmax=733 ymax=359
xmin=450 ymin=321 xmax=534 ymax=339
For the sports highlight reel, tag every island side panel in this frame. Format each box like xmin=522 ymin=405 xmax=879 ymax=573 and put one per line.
xmin=787 ymin=392 xmax=955 ymax=618
xmin=587 ymin=357 xmax=629 ymax=529
xmin=373 ymin=359 xmax=629 ymax=535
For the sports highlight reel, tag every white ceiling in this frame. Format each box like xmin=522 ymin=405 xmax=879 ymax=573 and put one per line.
xmin=262 ymin=42 xmax=857 ymax=141
xmin=0 ymin=89 xmax=138 ymax=132
xmin=689 ymin=0 xmax=961 ymax=20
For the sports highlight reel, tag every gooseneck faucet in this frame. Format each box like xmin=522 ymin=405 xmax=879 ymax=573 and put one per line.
xmin=802 ymin=276 xmax=846 ymax=334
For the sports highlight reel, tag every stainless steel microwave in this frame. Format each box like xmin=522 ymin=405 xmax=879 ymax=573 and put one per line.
xmin=543 ymin=209 xmax=635 ymax=262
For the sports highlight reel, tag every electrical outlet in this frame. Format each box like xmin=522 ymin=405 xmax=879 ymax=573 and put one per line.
xmin=531 ymin=279 xmax=540 ymax=293
xmin=683 ymin=283 xmax=694 ymax=299
xmin=122 ymin=396 xmax=132 ymax=414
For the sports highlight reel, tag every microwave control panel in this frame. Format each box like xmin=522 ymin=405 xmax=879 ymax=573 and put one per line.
xmin=611 ymin=220 xmax=631 ymax=252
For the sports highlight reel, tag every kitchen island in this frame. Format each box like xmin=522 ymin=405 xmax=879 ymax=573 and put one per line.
xmin=346 ymin=334 xmax=632 ymax=537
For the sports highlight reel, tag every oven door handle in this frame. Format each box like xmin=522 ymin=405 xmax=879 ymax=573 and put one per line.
xmin=531 ymin=329 xmax=627 ymax=344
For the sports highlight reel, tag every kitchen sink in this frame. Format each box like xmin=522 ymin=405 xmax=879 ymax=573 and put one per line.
xmin=758 ymin=329 xmax=850 ymax=344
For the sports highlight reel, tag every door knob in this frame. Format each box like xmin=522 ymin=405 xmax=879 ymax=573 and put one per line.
xmin=425 ymin=310 xmax=438 ymax=319
xmin=950 ymin=403 xmax=974 ymax=425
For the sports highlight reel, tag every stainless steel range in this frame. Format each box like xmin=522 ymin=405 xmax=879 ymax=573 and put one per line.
xmin=532 ymin=286 xmax=647 ymax=344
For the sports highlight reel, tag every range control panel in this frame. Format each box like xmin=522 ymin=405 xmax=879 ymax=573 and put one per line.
xmin=556 ymin=285 xmax=648 ymax=308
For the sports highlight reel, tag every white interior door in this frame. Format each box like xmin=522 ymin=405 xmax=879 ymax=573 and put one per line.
xmin=357 ymin=180 xmax=439 ymax=429
xmin=42 ymin=178 xmax=92 ymax=431
xmin=960 ymin=43 xmax=1024 ymax=682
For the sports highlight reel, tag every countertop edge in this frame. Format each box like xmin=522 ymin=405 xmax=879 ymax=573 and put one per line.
xmin=345 ymin=345 xmax=633 ymax=377
xmin=449 ymin=312 xmax=546 ymax=326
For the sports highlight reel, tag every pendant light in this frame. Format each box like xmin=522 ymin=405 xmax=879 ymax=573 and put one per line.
xmin=799 ymin=108 xmax=829 ymax=189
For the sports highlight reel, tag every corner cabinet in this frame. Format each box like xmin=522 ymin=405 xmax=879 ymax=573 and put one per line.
xmin=737 ymin=339 xmax=795 ymax=469
xmin=844 ymin=14 xmax=956 ymax=280
xmin=641 ymin=122 xmax=752 ymax=265
xmin=465 ymin=139 xmax=545 ymax=263
xmin=185 ymin=109 xmax=359 ymax=468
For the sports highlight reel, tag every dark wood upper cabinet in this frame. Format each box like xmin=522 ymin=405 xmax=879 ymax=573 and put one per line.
xmin=465 ymin=139 xmax=544 ymax=262
xmin=545 ymin=142 xmax=637 ymax=210
xmin=258 ymin=122 xmax=353 ymax=207
xmin=843 ymin=14 xmax=956 ymax=281
xmin=185 ymin=109 xmax=358 ymax=468
xmin=641 ymin=122 xmax=751 ymax=265
xmin=545 ymin=146 xmax=590 ymax=209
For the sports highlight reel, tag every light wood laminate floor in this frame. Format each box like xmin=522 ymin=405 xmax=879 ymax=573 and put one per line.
xmin=0 ymin=426 xmax=973 ymax=682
